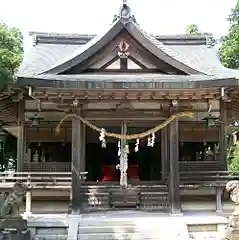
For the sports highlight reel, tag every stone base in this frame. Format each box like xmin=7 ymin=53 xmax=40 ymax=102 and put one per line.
xmin=0 ymin=216 xmax=31 ymax=240
xmin=0 ymin=216 xmax=27 ymax=230
xmin=0 ymin=229 xmax=31 ymax=240
xmin=224 ymin=214 xmax=239 ymax=240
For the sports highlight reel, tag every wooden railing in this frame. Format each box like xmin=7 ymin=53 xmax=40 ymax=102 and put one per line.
xmin=179 ymin=161 xmax=225 ymax=172
xmin=0 ymin=170 xmax=236 ymax=212
xmin=23 ymin=161 xmax=226 ymax=173
xmin=0 ymin=172 xmax=72 ymax=189
xmin=0 ymin=170 xmax=238 ymax=189
xmin=179 ymin=171 xmax=232 ymax=188
xmin=23 ymin=162 xmax=71 ymax=172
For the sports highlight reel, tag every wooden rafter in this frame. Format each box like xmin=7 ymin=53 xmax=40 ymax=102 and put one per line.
xmin=31 ymin=88 xmax=221 ymax=105
xmin=128 ymin=55 xmax=148 ymax=69
xmin=0 ymin=95 xmax=18 ymax=124
xmin=100 ymin=56 xmax=119 ymax=69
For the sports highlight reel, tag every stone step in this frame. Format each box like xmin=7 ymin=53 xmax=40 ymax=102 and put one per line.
xmin=78 ymin=217 xmax=190 ymax=240
xmin=35 ymin=235 xmax=67 ymax=240
xmin=78 ymin=227 xmax=189 ymax=240
xmin=78 ymin=225 xmax=141 ymax=234
xmin=77 ymin=232 xmax=161 ymax=240
xmin=79 ymin=220 xmax=137 ymax=228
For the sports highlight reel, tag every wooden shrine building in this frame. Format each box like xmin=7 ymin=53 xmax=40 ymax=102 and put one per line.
xmin=2 ymin=1 xmax=239 ymax=214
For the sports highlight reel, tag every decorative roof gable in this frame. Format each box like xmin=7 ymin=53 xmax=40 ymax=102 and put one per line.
xmin=22 ymin=2 xmax=201 ymax=76
xmin=17 ymin=1 xmax=239 ymax=79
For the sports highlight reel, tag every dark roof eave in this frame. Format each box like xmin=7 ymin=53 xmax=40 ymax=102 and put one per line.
xmin=42 ymin=20 xmax=124 ymax=74
xmin=16 ymin=76 xmax=238 ymax=89
xmin=125 ymin=23 xmax=203 ymax=75
xmin=29 ymin=32 xmax=207 ymax=45
xmin=41 ymin=19 xmax=203 ymax=76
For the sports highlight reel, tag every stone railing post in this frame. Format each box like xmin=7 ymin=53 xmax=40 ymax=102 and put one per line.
xmin=24 ymin=190 xmax=32 ymax=217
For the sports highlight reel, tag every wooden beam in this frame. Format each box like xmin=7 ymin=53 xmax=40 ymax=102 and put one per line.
xmin=100 ymin=55 xmax=119 ymax=69
xmin=128 ymin=55 xmax=148 ymax=69
xmin=32 ymin=87 xmax=221 ymax=96
xmin=30 ymin=96 xmax=219 ymax=108
xmin=120 ymin=58 xmax=128 ymax=70
xmin=123 ymin=34 xmax=182 ymax=74
xmin=67 ymin=38 xmax=120 ymax=72
xmin=161 ymin=127 xmax=168 ymax=180
xmin=33 ymin=93 xmax=219 ymax=101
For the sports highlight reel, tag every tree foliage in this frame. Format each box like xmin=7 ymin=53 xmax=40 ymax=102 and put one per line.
xmin=186 ymin=24 xmax=216 ymax=48
xmin=220 ymin=1 xmax=239 ymax=69
xmin=186 ymin=24 xmax=201 ymax=35
xmin=0 ymin=23 xmax=23 ymax=91
xmin=228 ymin=141 xmax=239 ymax=175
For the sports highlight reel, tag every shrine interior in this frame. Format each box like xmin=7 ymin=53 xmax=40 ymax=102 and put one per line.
xmin=85 ymin=126 xmax=162 ymax=182
xmin=26 ymin=121 xmax=220 ymax=182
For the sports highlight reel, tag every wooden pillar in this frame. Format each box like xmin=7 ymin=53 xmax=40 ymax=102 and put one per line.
xmin=161 ymin=127 xmax=168 ymax=180
xmin=80 ymin=124 xmax=86 ymax=173
xmin=17 ymin=100 xmax=25 ymax=172
xmin=219 ymin=100 xmax=227 ymax=166
xmin=215 ymin=99 xmax=227 ymax=213
xmin=71 ymin=117 xmax=82 ymax=214
xmin=168 ymin=109 xmax=181 ymax=214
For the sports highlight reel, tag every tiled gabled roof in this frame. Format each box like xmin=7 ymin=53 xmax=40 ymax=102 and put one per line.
xmin=17 ymin=2 xmax=239 ymax=80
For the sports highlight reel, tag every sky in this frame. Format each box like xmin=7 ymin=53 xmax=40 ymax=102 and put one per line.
xmin=0 ymin=0 xmax=237 ymax=47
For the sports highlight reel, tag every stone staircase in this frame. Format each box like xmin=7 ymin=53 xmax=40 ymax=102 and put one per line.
xmin=77 ymin=212 xmax=190 ymax=240
xmin=26 ymin=212 xmax=227 ymax=240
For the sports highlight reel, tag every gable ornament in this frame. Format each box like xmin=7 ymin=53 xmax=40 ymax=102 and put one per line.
xmin=118 ymin=40 xmax=130 ymax=58
xmin=120 ymin=0 xmax=131 ymax=19
xmin=113 ymin=0 xmax=137 ymax=23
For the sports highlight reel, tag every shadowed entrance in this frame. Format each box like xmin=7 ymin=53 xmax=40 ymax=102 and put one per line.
xmin=85 ymin=126 xmax=162 ymax=182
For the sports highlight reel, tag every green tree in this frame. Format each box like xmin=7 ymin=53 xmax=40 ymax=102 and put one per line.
xmin=186 ymin=24 xmax=201 ymax=35
xmin=220 ymin=1 xmax=239 ymax=68
xmin=228 ymin=142 xmax=239 ymax=175
xmin=0 ymin=23 xmax=23 ymax=91
xmin=186 ymin=24 xmax=216 ymax=48
xmin=0 ymin=23 xmax=23 ymax=171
